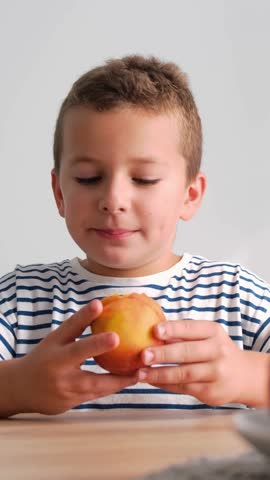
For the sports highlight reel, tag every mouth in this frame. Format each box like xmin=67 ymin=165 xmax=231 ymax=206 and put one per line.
xmin=93 ymin=228 xmax=138 ymax=240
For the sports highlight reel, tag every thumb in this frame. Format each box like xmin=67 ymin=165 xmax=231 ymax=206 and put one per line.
xmin=52 ymin=299 xmax=103 ymax=345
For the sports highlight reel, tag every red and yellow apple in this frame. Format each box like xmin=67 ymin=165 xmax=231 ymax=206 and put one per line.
xmin=91 ymin=293 xmax=166 ymax=375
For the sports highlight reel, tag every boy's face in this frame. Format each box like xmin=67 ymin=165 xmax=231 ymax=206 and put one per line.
xmin=52 ymin=106 xmax=205 ymax=277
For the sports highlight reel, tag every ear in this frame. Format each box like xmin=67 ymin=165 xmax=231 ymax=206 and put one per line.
xmin=51 ymin=168 xmax=65 ymax=218
xmin=180 ymin=171 xmax=206 ymax=221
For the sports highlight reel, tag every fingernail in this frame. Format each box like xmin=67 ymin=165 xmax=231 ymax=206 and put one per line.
xmin=144 ymin=350 xmax=154 ymax=365
xmin=89 ymin=299 xmax=99 ymax=309
xmin=138 ymin=369 xmax=148 ymax=381
xmin=157 ymin=324 xmax=166 ymax=338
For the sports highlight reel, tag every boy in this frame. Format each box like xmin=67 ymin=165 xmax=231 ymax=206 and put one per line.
xmin=0 ymin=55 xmax=269 ymax=417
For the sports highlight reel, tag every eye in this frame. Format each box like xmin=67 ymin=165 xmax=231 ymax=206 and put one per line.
xmin=74 ymin=176 xmax=160 ymax=186
xmin=75 ymin=177 xmax=102 ymax=185
xmin=132 ymin=178 xmax=160 ymax=185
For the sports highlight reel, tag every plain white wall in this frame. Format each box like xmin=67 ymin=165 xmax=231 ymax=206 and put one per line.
xmin=0 ymin=0 xmax=269 ymax=281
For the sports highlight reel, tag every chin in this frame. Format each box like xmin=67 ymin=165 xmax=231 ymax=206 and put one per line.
xmin=86 ymin=254 xmax=146 ymax=275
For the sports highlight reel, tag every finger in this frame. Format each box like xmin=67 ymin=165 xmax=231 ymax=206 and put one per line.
xmin=147 ymin=382 xmax=204 ymax=397
xmin=153 ymin=319 xmax=222 ymax=342
xmin=150 ymin=382 xmax=222 ymax=406
xmin=49 ymin=299 xmax=103 ymax=345
xmin=77 ymin=370 xmax=137 ymax=398
xmin=137 ymin=363 xmax=214 ymax=385
xmin=148 ymin=382 xmax=190 ymax=394
xmin=63 ymin=331 xmax=120 ymax=366
xmin=142 ymin=338 xmax=218 ymax=366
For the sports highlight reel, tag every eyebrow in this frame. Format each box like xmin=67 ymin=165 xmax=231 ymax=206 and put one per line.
xmin=70 ymin=156 xmax=163 ymax=166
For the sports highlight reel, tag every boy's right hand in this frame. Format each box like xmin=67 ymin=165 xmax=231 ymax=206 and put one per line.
xmin=16 ymin=299 xmax=137 ymax=415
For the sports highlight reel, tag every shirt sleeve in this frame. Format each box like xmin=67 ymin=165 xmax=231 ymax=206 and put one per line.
xmin=0 ymin=313 xmax=16 ymax=359
xmin=251 ymin=288 xmax=270 ymax=353
xmin=239 ymin=263 xmax=270 ymax=353
xmin=0 ymin=270 xmax=18 ymax=360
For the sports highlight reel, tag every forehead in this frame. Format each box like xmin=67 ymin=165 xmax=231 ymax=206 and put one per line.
xmin=61 ymin=106 xmax=183 ymax=165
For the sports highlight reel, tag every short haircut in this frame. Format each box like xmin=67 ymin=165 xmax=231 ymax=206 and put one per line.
xmin=53 ymin=54 xmax=202 ymax=183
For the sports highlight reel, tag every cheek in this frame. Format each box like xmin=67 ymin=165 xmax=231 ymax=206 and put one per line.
xmin=137 ymin=199 xmax=157 ymax=220
xmin=139 ymin=187 xmax=178 ymax=216
xmin=138 ymin=198 xmax=168 ymax=226
xmin=63 ymin=191 xmax=89 ymax=220
xmin=138 ymin=190 xmax=181 ymax=230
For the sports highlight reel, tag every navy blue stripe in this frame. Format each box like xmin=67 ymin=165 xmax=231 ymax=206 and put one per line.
xmin=16 ymin=266 xmax=77 ymax=279
xmin=16 ymin=284 xmax=112 ymax=294
xmin=0 ymin=334 xmax=15 ymax=356
xmin=144 ymin=280 xmax=240 ymax=292
xmin=16 ymin=295 xmax=87 ymax=306
xmin=241 ymin=267 xmax=265 ymax=284
xmin=239 ymin=274 xmax=267 ymax=293
xmin=0 ymin=274 xmax=15 ymax=287
xmin=5 ymin=307 xmax=76 ymax=318
xmin=242 ymin=329 xmax=255 ymax=338
xmin=51 ymin=319 xmax=62 ymax=327
xmin=189 ymin=259 xmax=237 ymax=267
xmin=0 ymin=262 xmax=72 ymax=286
xmin=0 ymin=353 xmax=5 ymax=360
xmin=118 ymin=388 xmax=172 ymax=395
xmin=3 ymin=319 xmax=245 ymax=334
xmin=172 ymin=270 xmax=237 ymax=283
xmin=6 ymin=304 xmax=243 ymax=318
xmin=17 ymin=323 xmax=52 ymax=331
xmin=12 ymin=280 xmax=240 ymax=296
xmin=252 ymin=317 xmax=270 ymax=347
xmin=240 ymin=285 xmax=268 ymax=302
xmin=84 ymin=359 xmax=96 ymax=366
xmin=17 ymin=263 xmax=71 ymax=272
xmin=241 ymin=313 xmax=260 ymax=324
xmin=6 ymin=292 xmax=267 ymax=317
xmin=216 ymin=319 xmax=241 ymax=327
xmin=14 ymin=277 xmax=243 ymax=294
xmin=156 ymin=292 xmax=239 ymax=302
xmin=16 ymin=260 xmax=71 ymax=272
xmin=240 ymin=298 xmax=266 ymax=313
xmin=185 ymin=261 xmax=265 ymax=293
xmin=184 ymin=264 xmax=239 ymax=275
xmin=3 ymin=308 xmax=16 ymax=317
xmin=0 ymin=317 xmax=17 ymax=340
xmin=72 ymin=403 xmax=242 ymax=411
xmin=230 ymin=335 xmax=243 ymax=342
xmin=191 ymin=258 xmax=264 ymax=284
xmin=260 ymin=336 xmax=270 ymax=352
xmin=15 ymin=291 xmax=242 ymax=307
xmin=17 ymin=338 xmax=42 ymax=345
xmin=0 ymin=281 xmax=16 ymax=293
xmin=17 ymin=261 xmax=71 ymax=271
xmin=5 ymin=295 xmax=266 ymax=323
xmin=0 ymin=293 xmax=16 ymax=306
xmin=162 ymin=305 xmax=240 ymax=314
xmin=17 ymin=274 xmax=88 ymax=286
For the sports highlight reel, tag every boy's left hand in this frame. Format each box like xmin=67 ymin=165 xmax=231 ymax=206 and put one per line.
xmin=137 ymin=320 xmax=269 ymax=407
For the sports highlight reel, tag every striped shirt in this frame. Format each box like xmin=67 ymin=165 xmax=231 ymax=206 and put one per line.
xmin=1 ymin=253 xmax=270 ymax=411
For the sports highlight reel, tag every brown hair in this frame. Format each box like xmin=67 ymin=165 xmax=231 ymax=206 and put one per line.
xmin=53 ymin=54 xmax=202 ymax=182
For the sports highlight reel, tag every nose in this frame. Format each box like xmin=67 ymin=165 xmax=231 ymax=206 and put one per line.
xmin=98 ymin=177 xmax=128 ymax=214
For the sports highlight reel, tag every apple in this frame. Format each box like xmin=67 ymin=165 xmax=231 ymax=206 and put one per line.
xmin=91 ymin=293 xmax=166 ymax=375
